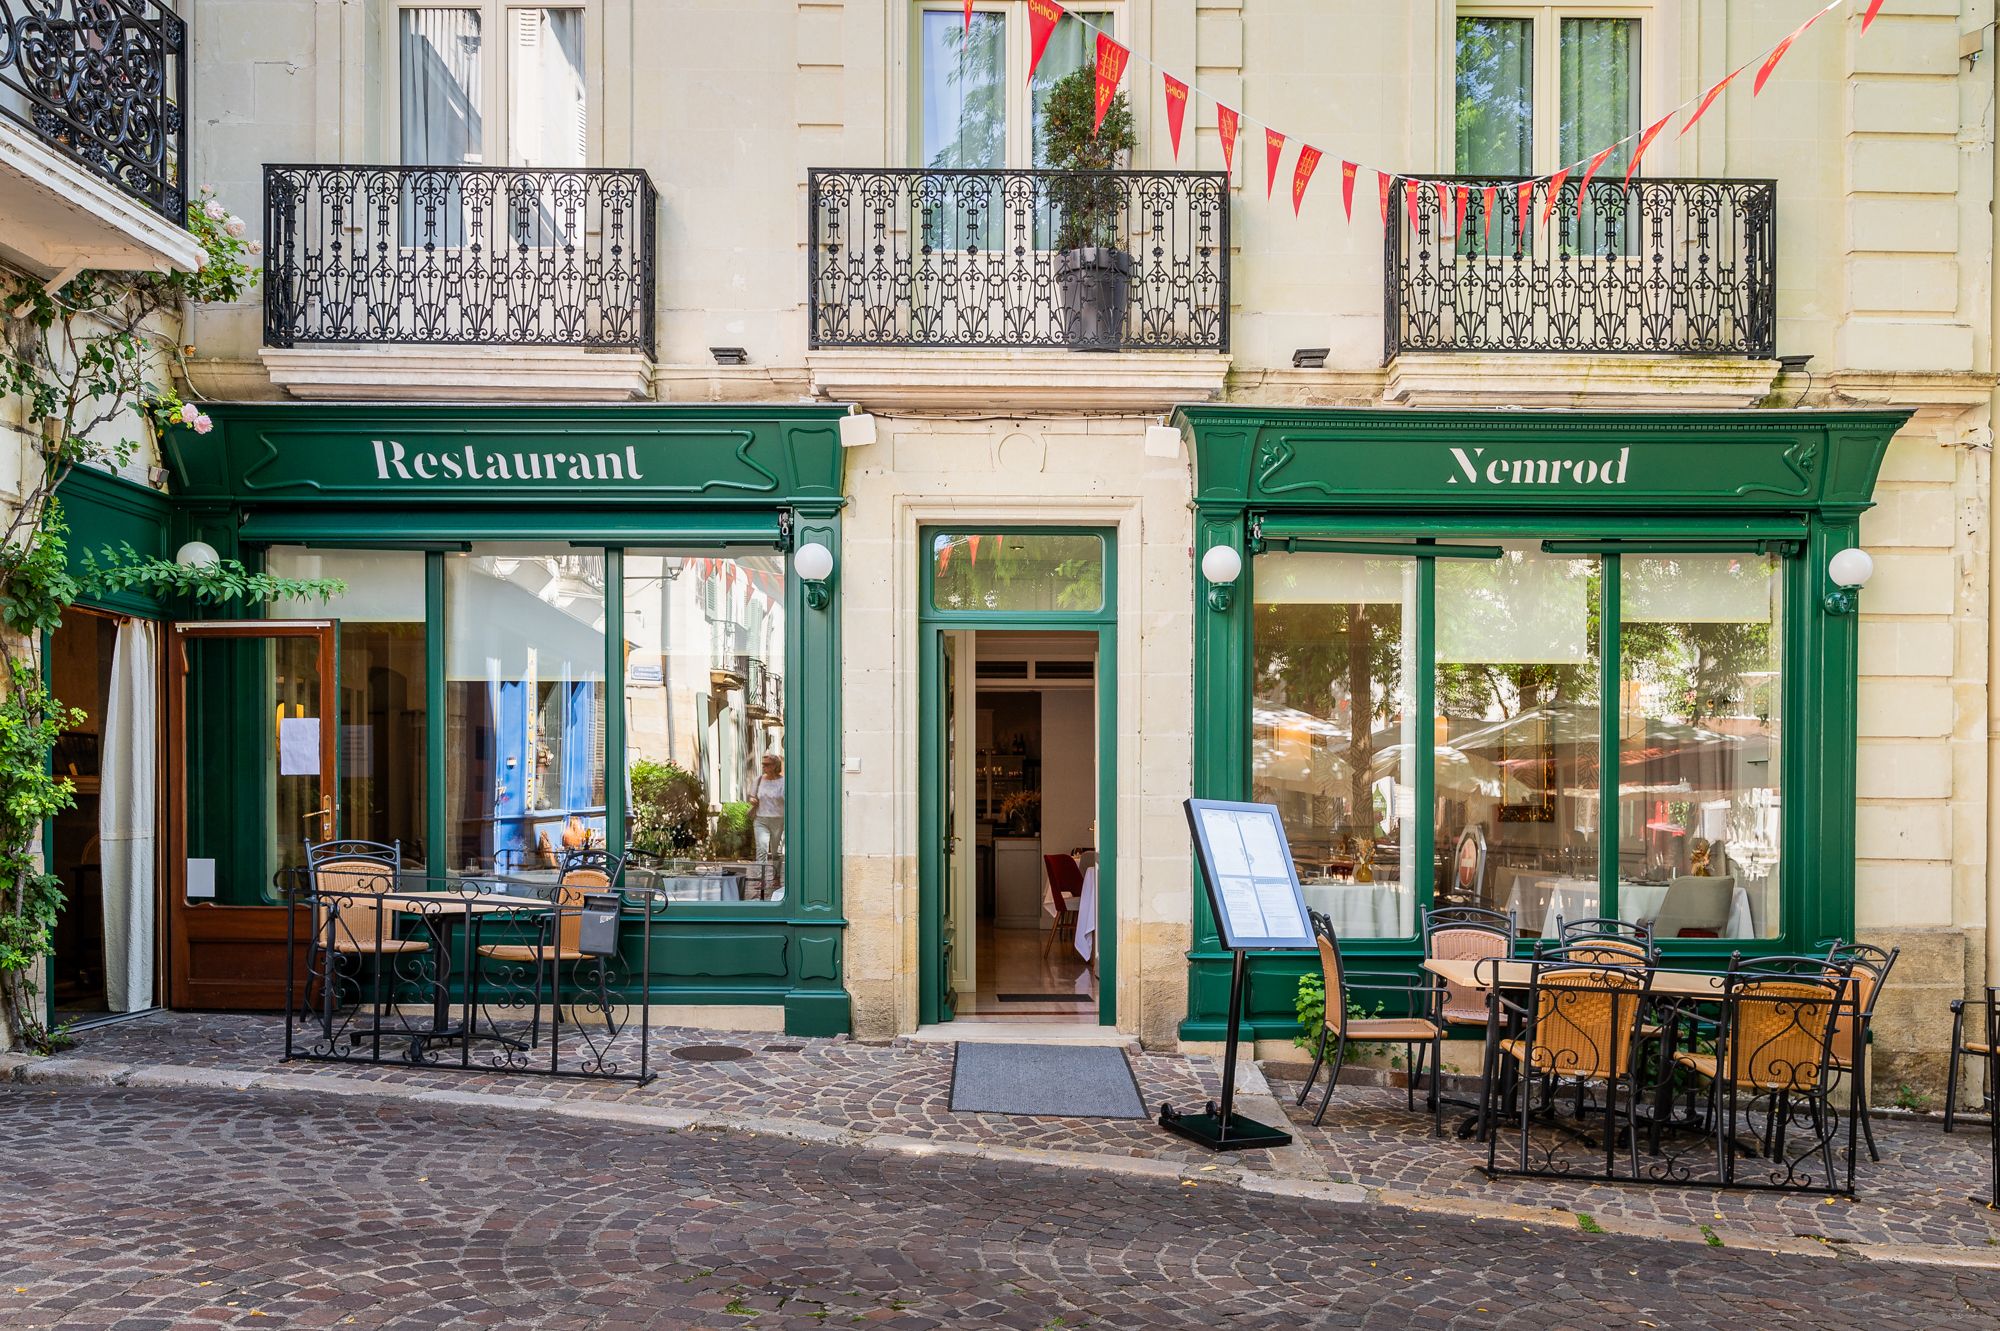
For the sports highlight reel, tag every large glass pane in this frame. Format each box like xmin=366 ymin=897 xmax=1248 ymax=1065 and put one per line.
xmin=1455 ymin=17 xmax=1533 ymax=175
xmin=622 ymin=551 xmax=789 ymax=903
xmin=930 ymin=533 xmax=1104 ymax=613
xmin=270 ymin=549 xmax=429 ymax=872
xmin=1435 ymin=544 xmax=1600 ymax=938
xmin=400 ymin=7 xmax=484 ymax=166
xmin=1253 ymin=553 xmax=1419 ymax=939
xmin=1617 ymin=554 xmax=1782 ymax=940
xmin=920 ymin=9 xmax=1005 ymax=169
xmin=1560 ymin=18 xmax=1639 ymax=250
xmin=444 ymin=544 xmax=607 ymax=880
xmin=508 ymin=7 xmax=586 ymax=168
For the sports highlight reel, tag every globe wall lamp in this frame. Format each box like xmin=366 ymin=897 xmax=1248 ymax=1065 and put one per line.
xmin=1825 ymin=547 xmax=1873 ymax=615
xmin=1202 ymin=544 xmax=1243 ymax=612
xmin=175 ymin=540 xmax=220 ymax=569
xmin=796 ymin=541 xmax=835 ymax=610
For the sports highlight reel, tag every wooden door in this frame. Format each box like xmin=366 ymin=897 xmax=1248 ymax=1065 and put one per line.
xmin=166 ymin=620 xmax=336 ymax=1009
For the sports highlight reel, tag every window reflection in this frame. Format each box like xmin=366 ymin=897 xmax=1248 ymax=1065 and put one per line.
xmin=1434 ymin=544 xmax=1601 ymax=937
xmin=1617 ymin=555 xmax=1782 ymax=939
xmin=623 ymin=551 xmax=788 ymax=902
xmin=444 ymin=544 xmax=607 ymax=878
xmin=1252 ymin=552 xmax=1418 ymax=939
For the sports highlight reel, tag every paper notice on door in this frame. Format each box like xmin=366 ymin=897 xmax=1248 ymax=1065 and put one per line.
xmin=1252 ymin=875 xmax=1306 ymax=940
xmin=278 ymin=717 xmax=321 ymax=776
xmin=185 ymin=858 xmax=216 ymax=900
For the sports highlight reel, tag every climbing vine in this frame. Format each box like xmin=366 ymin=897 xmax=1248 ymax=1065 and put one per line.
xmin=0 ymin=189 xmax=340 ymax=1052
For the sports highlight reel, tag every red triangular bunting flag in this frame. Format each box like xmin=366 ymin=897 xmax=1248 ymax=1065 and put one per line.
xmin=965 ymin=0 xmax=973 ymax=33
xmin=1539 ymin=168 xmax=1570 ymax=225
xmin=937 ymin=541 xmax=952 ymax=574
xmin=1681 ymin=69 xmax=1737 ymax=137
xmin=1481 ymin=185 xmax=1497 ymax=243
xmin=1454 ymin=185 xmax=1470 ymax=237
xmin=1516 ymin=180 xmax=1534 ymax=236
xmin=1622 ymin=112 xmax=1674 ymax=188
xmin=1291 ymin=145 xmax=1322 ymax=214
xmin=1163 ymin=72 xmax=1189 ymax=158
xmin=1434 ymin=180 xmax=1454 ymax=236
xmin=1026 ymin=0 xmax=1064 ymax=82
xmin=967 ymin=535 xmax=981 ymax=566
xmin=1092 ymin=32 xmax=1129 ymax=134
xmin=1755 ymin=9 xmax=1824 ymax=95
xmin=1264 ymin=127 xmax=1285 ymax=198
xmin=1217 ymin=105 xmax=1240 ymax=178
xmin=1574 ymin=144 xmax=1617 ymax=217
xmin=1405 ymin=176 xmax=1424 ymax=234
xmin=1377 ymin=170 xmax=1393 ymax=225
xmin=1862 ymin=0 xmax=1885 ymax=32
xmin=1341 ymin=161 xmax=1359 ymax=220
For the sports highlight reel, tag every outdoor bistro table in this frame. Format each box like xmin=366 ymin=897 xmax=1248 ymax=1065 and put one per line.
xmin=391 ymin=890 xmax=552 ymax=1046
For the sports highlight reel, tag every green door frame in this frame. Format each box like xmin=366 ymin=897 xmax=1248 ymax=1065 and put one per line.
xmin=1175 ymin=407 xmax=1911 ymax=1042
xmin=917 ymin=526 xmax=1119 ymax=1027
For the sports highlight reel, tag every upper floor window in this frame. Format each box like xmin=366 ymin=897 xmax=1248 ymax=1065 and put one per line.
xmin=915 ymin=2 xmax=1115 ymax=169
xmin=398 ymin=4 xmax=589 ymax=167
xmin=1455 ymin=7 xmax=1639 ymax=177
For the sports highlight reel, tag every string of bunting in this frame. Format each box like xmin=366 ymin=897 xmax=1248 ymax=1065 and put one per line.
xmin=1001 ymin=0 xmax=1888 ymax=223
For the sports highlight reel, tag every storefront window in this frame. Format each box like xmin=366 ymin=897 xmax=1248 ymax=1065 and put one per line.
xmin=930 ymin=532 xmax=1104 ymax=613
xmin=1252 ymin=552 xmax=1419 ymax=939
xmin=271 ymin=549 xmax=429 ymax=869
xmin=1617 ymin=554 xmax=1782 ymax=939
xmin=1435 ymin=543 xmax=1600 ymax=937
xmin=444 ymin=544 xmax=607 ymax=878
xmin=622 ymin=550 xmax=789 ymax=902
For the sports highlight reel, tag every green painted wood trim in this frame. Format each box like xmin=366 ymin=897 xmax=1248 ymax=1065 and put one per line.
xmin=239 ymin=510 xmax=784 ymax=546
xmin=1410 ymin=553 xmax=1435 ymax=944
xmin=1269 ymin=538 xmax=1501 ymax=559
xmin=783 ymin=505 xmax=849 ymax=1035
xmin=604 ymin=547 xmax=626 ymax=864
xmin=1260 ymin=514 xmax=1811 ymax=541
xmin=55 ymin=466 xmax=174 ymax=619
xmin=1598 ymin=554 xmax=1621 ymax=919
xmin=916 ymin=627 xmax=945 ymax=1026
xmin=423 ymin=552 xmax=446 ymax=872
xmin=1094 ymin=618 xmax=1118 ymax=1027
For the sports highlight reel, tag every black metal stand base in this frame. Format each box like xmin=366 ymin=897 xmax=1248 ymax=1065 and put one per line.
xmin=1159 ymin=1099 xmax=1293 ymax=1151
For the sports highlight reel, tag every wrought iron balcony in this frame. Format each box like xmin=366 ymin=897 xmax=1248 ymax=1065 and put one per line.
xmin=1386 ymin=176 xmax=1776 ymax=359
xmin=263 ymin=165 xmax=658 ymax=356
xmin=808 ymin=167 xmax=1229 ymax=352
xmin=0 ymin=0 xmax=188 ymax=220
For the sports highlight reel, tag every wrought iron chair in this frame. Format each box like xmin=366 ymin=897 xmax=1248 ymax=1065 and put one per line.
xmin=1297 ymin=910 xmax=1444 ymax=1128
xmin=1666 ymin=955 xmax=1855 ymax=1192
xmin=476 ymin=851 xmax=625 ymax=1050
xmin=1820 ymin=941 xmax=1899 ymax=1162
xmin=1551 ymin=916 xmax=1656 ymax=963
xmin=1945 ymin=983 xmax=2000 ymax=1133
xmin=1421 ymin=906 xmax=1515 ymax=1123
xmin=1482 ymin=958 xmax=1655 ymax=1180
xmin=301 ymin=839 xmax=420 ymax=1040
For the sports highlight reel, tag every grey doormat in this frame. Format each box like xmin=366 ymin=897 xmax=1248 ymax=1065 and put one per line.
xmin=949 ymin=1042 xmax=1146 ymax=1118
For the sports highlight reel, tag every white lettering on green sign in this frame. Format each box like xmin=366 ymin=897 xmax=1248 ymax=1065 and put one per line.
xmin=371 ymin=439 xmax=648 ymax=484
xmin=1446 ymin=445 xmax=1630 ymax=487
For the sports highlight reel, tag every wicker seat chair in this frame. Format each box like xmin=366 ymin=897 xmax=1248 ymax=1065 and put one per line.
xmin=1483 ymin=959 xmax=1655 ymax=1179
xmin=1297 ymin=911 xmax=1443 ymax=1128
xmin=1945 ymin=983 xmax=2000 ymax=1133
xmin=1550 ymin=916 xmax=1656 ymax=964
xmin=302 ymin=839 xmax=419 ymax=1037
xmin=476 ymin=850 xmax=624 ymax=1048
xmin=1668 ymin=956 xmax=1853 ymax=1189
xmin=1821 ymin=941 xmax=1899 ymax=1161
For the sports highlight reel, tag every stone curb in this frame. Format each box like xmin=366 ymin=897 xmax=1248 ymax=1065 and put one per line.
xmin=7 ymin=1051 xmax=1998 ymax=1270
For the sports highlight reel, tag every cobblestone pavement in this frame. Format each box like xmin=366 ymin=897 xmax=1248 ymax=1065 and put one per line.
xmin=4 ymin=1086 xmax=1998 ymax=1331
xmin=20 ymin=1011 xmax=2000 ymax=1258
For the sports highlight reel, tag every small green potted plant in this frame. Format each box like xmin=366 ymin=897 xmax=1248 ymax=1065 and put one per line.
xmin=1039 ymin=63 xmax=1137 ymax=351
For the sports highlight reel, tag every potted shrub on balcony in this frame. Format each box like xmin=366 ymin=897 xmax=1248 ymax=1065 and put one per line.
xmin=1040 ymin=64 xmax=1136 ymax=351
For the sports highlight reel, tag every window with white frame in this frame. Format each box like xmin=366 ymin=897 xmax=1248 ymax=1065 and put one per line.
xmin=1454 ymin=7 xmax=1640 ymax=178
xmin=397 ymin=4 xmax=589 ymax=168
xmin=913 ymin=2 xmax=1116 ymax=170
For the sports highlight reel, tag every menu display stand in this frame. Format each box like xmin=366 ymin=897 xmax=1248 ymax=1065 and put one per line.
xmin=1159 ymin=798 xmax=1313 ymax=1152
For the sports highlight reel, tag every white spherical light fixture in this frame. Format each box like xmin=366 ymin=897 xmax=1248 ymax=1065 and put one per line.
xmin=1201 ymin=544 xmax=1243 ymax=611
xmin=174 ymin=539 xmax=220 ymax=569
xmin=795 ymin=541 xmax=835 ymax=609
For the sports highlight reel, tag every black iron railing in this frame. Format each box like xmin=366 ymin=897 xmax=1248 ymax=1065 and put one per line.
xmin=1386 ymin=176 xmax=1775 ymax=359
xmin=0 ymin=0 xmax=187 ymax=220
xmin=264 ymin=165 xmax=658 ymax=356
xmin=808 ymin=167 xmax=1229 ymax=351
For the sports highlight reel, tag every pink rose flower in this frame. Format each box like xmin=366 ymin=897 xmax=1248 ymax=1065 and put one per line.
xmin=193 ymin=414 xmax=213 ymax=435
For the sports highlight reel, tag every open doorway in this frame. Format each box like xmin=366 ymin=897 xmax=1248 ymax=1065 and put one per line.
xmin=944 ymin=631 xmax=1099 ymax=1022
xmin=47 ymin=610 xmax=121 ymax=1027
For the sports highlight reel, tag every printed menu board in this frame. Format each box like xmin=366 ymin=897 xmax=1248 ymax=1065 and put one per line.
xmin=1184 ymin=799 xmax=1313 ymax=950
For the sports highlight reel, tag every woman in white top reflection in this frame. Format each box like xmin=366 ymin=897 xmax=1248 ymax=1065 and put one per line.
xmin=751 ymin=754 xmax=785 ymax=898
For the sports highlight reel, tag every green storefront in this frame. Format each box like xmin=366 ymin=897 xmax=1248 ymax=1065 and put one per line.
xmin=96 ymin=402 xmax=851 ymax=1035
xmin=1177 ymin=407 xmax=1909 ymax=1042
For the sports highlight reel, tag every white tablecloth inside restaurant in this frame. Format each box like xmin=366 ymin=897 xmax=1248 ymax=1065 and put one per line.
xmin=1301 ymin=880 xmax=1409 ymax=938
xmin=1074 ymin=866 xmax=1098 ymax=961
xmin=1504 ymin=875 xmax=1754 ymax=940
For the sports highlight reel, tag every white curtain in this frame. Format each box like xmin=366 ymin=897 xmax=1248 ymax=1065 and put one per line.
xmin=101 ymin=619 xmax=157 ymax=1013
